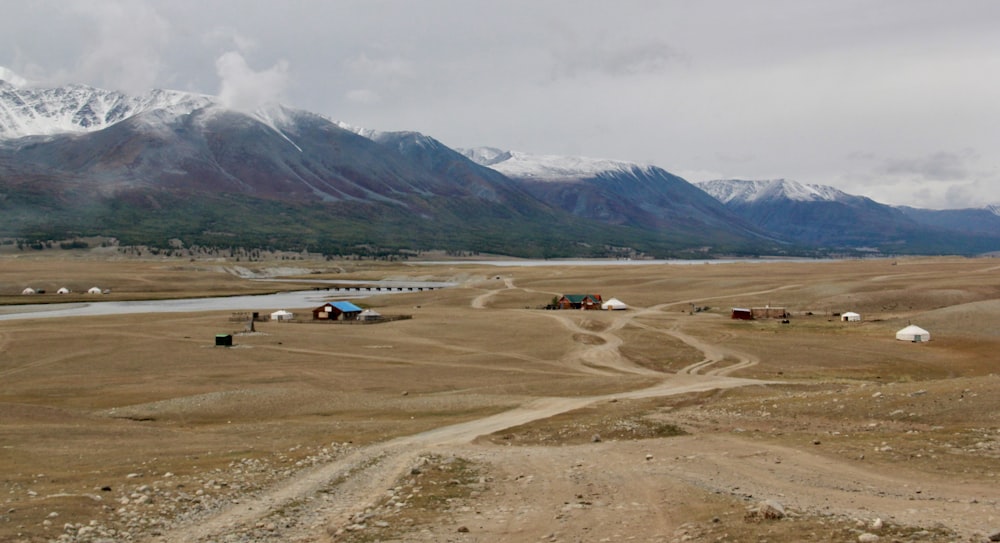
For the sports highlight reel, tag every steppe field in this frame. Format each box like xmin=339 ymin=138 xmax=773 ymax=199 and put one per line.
xmin=1 ymin=255 xmax=999 ymax=543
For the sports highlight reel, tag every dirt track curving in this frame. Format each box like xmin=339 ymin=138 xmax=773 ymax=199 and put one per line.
xmin=5 ymin=257 xmax=999 ymax=543
xmin=150 ymin=275 xmax=998 ymax=542
xmin=152 ymin=284 xmax=768 ymax=542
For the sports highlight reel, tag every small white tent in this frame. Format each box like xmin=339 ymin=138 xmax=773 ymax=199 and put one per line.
xmin=57 ymin=287 xmax=71 ymax=294
xmin=896 ymin=324 xmax=930 ymax=342
xmin=270 ymin=309 xmax=294 ymax=321
xmin=358 ymin=308 xmax=382 ymax=321
xmin=87 ymin=287 xmax=103 ymax=295
xmin=841 ymin=311 xmax=861 ymax=322
xmin=601 ymin=297 xmax=629 ymax=310
xmin=21 ymin=287 xmax=36 ymax=295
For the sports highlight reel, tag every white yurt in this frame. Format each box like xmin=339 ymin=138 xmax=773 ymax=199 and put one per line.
xmin=270 ymin=309 xmax=294 ymax=321
xmin=601 ymin=297 xmax=629 ymax=310
xmin=57 ymin=287 xmax=71 ymax=294
xmin=358 ymin=308 xmax=382 ymax=321
xmin=87 ymin=286 xmax=103 ymax=295
xmin=896 ymin=324 xmax=930 ymax=342
xmin=21 ymin=287 xmax=36 ymax=295
xmin=841 ymin=311 xmax=861 ymax=322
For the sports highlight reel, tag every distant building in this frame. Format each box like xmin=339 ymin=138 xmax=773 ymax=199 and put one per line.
xmin=731 ymin=307 xmax=753 ymax=320
xmin=312 ymin=301 xmax=363 ymax=321
xmin=270 ymin=309 xmax=294 ymax=321
xmin=841 ymin=311 xmax=861 ymax=322
xmin=557 ymin=294 xmax=603 ymax=310
xmin=601 ymin=297 xmax=628 ymax=310
xmin=896 ymin=324 xmax=930 ymax=342
xmin=751 ymin=306 xmax=787 ymax=319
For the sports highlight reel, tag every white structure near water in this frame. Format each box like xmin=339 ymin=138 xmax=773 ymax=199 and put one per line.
xmin=270 ymin=309 xmax=294 ymax=321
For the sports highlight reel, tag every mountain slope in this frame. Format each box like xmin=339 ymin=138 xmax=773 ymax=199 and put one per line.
xmin=461 ymin=148 xmax=774 ymax=252
xmin=3 ymin=70 xmax=997 ymax=258
xmin=0 ymin=78 xmax=213 ymax=138
xmin=0 ymin=75 xmax=757 ymax=258
xmin=699 ymin=179 xmax=1000 ymax=254
xmin=896 ymin=205 xmax=1000 ymax=237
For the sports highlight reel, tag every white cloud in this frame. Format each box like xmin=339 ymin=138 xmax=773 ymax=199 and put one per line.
xmin=215 ymin=51 xmax=289 ymax=113
xmin=204 ymin=27 xmax=258 ymax=53
xmin=346 ymin=89 xmax=381 ymax=105
xmin=880 ymin=150 xmax=978 ymax=182
xmin=346 ymin=53 xmax=414 ymax=81
xmin=0 ymin=66 xmax=28 ymax=87
xmin=67 ymin=0 xmax=170 ymax=93
xmin=550 ymin=40 xmax=688 ymax=79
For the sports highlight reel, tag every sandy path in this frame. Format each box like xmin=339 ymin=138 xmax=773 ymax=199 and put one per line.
xmin=655 ymin=434 xmax=1000 ymax=537
xmin=151 ymin=274 xmax=773 ymax=542
xmin=151 ymin=374 xmax=760 ymax=542
xmin=148 ymin=279 xmax=999 ymax=541
xmin=412 ymin=434 xmax=1000 ymax=543
xmin=469 ymin=277 xmax=516 ymax=309
xmin=158 ymin=370 xmax=1000 ymax=542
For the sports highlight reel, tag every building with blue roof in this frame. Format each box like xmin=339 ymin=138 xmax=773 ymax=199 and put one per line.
xmin=312 ymin=301 xmax=364 ymax=321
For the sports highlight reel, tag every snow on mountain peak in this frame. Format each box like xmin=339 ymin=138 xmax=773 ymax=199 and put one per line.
xmin=0 ymin=79 xmax=216 ymax=140
xmin=459 ymin=147 xmax=512 ymax=166
xmin=698 ymin=179 xmax=848 ymax=204
xmin=335 ymin=120 xmax=381 ymax=140
xmin=460 ymin=147 xmax=652 ymax=181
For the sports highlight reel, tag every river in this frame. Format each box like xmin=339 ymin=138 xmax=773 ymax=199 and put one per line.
xmin=0 ymin=280 xmax=452 ymax=322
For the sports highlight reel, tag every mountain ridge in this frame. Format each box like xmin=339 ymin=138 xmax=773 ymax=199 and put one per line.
xmin=459 ymin=147 xmax=769 ymax=243
xmin=2 ymin=76 xmax=767 ymax=258
xmin=698 ymin=178 xmax=851 ymax=205
xmin=697 ymin=178 xmax=1000 ymax=253
xmin=1 ymin=69 xmax=997 ymax=257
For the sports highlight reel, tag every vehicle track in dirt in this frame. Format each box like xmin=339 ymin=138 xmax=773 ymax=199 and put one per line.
xmin=150 ymin=281 xmax=777 ymax=542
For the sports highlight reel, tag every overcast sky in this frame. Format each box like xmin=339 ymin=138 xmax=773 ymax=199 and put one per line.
xmin=3 ymin=0 xmax=999 ymax=209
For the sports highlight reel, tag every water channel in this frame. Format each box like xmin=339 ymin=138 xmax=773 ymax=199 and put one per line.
xmin=0 ymin=279 xmax=454 ymax=322
xmin=0 ymin=258 xmax=838 ymax=321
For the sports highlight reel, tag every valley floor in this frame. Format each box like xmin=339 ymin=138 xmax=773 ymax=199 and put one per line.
xmin=1 ymin=256 xmax=998 ymax=542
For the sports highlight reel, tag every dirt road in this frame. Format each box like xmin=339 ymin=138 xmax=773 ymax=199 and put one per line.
xmin=147 ymin=278 xmax=1000 ymax=542
xmin=153 ymin=372 xmax=764 ymax=542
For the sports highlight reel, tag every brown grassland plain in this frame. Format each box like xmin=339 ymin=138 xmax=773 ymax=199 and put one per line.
xmin=0 ymin=255 xmax=999 ymax=542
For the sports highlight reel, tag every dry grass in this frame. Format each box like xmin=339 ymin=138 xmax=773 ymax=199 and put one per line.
xmin=2 ymin=255 xmax=999 ymax=541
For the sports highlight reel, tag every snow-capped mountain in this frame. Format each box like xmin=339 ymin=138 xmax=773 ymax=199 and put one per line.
xmin=462 ymin=148 xmax=663 ymax=182
xmin=5 ymin=74 xmax=752 ymax=258
xmin=695 ymin=178 xmax=1000 ymax=252
xmin=697 ymin=178 xmax=851 ymax=204
xmin=1 ymin=69 xmax=997 ymax=257
xmin=461 ymin=147 xmax=766 ymax=242
xmin=333 ymin=120 xmax=380 ymax=141
xmin=0 ymin=70 xmax=213 ymax=139
xmin=457 ymin=146 xmax=512 ymax=167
